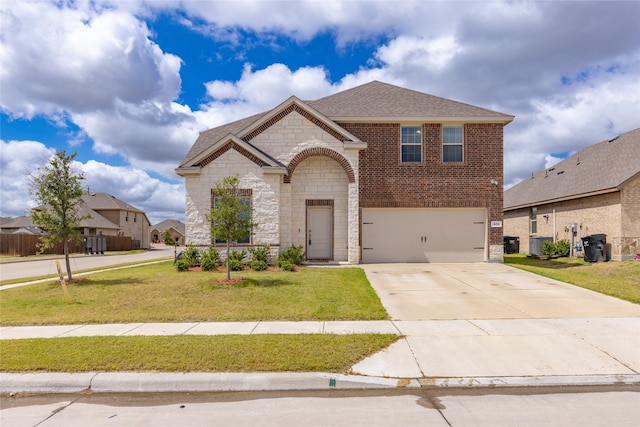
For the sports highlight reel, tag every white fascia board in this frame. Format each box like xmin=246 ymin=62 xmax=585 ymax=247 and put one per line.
xmin=175 ymin=166 xmax=202 ymax=176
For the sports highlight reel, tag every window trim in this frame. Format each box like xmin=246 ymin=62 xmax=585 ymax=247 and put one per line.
xmin=400 ymin=126 xmax=422 ymax=163
xmin=442 ymin=125 xmax=464 ymax=163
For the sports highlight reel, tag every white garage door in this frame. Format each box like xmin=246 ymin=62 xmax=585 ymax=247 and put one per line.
xmin=361 ymin=208 xmax=486 ymax=263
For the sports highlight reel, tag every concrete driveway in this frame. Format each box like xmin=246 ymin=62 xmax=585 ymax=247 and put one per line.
xmin=354 ymin=263 xmax=640 ymax=381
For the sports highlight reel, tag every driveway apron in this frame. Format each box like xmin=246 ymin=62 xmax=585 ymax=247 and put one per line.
xmin=355 ymin=263 xmax=640 ymax=380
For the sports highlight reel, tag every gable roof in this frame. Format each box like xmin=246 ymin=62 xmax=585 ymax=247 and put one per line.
xmin=2 ymin=208 xmax=120 ymax=231
xmin=151 ymin=219 xmax=185 ymax=235
xmin=308 ymin=81 xmax=514 ymax=122
xmin=504 ymin=128 xmax=640 ymax=210
xmin=178 ymin=80 xmax=513 ymax=171
xmin=83 ymin=192 xmax=145 ymax=213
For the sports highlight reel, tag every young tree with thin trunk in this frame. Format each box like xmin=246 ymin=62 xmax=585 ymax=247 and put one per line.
xmin=207 ymin=176 xmax=255 ymax=280
xmin=30 ymin=150 xmax=88 ymax=281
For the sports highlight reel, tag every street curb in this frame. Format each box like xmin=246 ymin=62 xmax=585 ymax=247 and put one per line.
xmin=2 ymin=372 xmax=638 ymax=394
xmin=0 ymin=372 xmax=419 ymax=394
xmin=420 ymin=374 xmax=640 ymax=388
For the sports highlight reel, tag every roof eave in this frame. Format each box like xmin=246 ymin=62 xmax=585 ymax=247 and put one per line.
xmin=331 ymin=116 xmax=514 ymax=124
xmin=504 ymin=187 xmax=620 ymax=211
xmin=175 ymin=166 xmax=202 ymax=176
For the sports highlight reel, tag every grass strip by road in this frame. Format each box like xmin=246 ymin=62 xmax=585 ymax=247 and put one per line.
xmin=0 ymin=334 xmax=398 ymax=373
xmin=504 ymin=254 xmax=640 ymax=304
xmin=0 ymin=263 xmax=388 ymax=325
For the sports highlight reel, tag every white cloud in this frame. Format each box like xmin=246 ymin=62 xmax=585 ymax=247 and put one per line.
xmin=0 ymin=140 xmax=184 ymax=223
xmin=80 ymin=160 xmax=184 ymax=224
xmin=0 ymin=140 xmax=55 ymax=216
xmin=0 ymin=1 xmax=182 ymax=117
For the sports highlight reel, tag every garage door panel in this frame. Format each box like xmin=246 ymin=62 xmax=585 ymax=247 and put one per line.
xmin=362 ymin=208 xmax=486 ymax=263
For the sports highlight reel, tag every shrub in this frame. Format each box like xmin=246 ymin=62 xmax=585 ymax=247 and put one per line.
xmin=249 ymin=259 xmax=268 ymax=271
xmin=229 ymin=249 xmax=247 ymax=262
xmin=230 ymin=259 xmax=244 ymax=271
xmin=175 ymin=257 xmax=191 ymax=272
xmin=200 ymin=256 xmax=217 ymax=272
xmin=200 ymin=247 xmax=220 ymax=271
xmin=277 ymin=260 xmax=296 ymax=271
xmin=248 ymin=245 xmax=270 ymax=264
xmin=183 ymin=243 xmax=201 ymax=266
xmin=279 ymin=245 xmax=304 ymax=265
xmin=542 ymin=239 xmax=571 ymax=257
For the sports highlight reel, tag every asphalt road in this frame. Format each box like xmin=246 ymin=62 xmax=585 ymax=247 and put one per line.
xmin=0 ymin=245 xmax=176 ymax=283
xmin=2 ymin=386 xmax=639 ymax=427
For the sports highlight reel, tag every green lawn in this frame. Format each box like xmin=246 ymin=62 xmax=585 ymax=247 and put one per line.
xmin=0 ymin=334 xmax=398 ymax=373
xmin=0 ymin=263 xmax=394 ymax=373
xmin=505 ymin=254 xmax=640 ymax=304
xmin=0 ymin=262 xmax=389 ymax=325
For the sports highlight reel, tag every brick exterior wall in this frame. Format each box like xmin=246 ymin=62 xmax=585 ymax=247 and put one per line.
xmin=341 ymin=122 xmax=505 ymax=260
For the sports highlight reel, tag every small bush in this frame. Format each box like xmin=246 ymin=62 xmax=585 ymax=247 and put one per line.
xmin=175 ymin=257 xmax=191 ymax=272
xmin=183 ymin=243 xmax=201 ymax=266
xmin=277 ymin=260 xmax=296 ymax=271
xmin=249 ymin=259 xmax=268 ymax=271
xmin=200 ymin=247 xmax=220 ymax=271
xmin=229 ymin=249 xmax=247 ymax=262
xmin=542 ymin=239 xmax=571 ymax=257
xmin=279 ymin=245 xmax=304 ymax=265
xmin=248 ymin=246 xmax=270 ymax=264
xmin=200 ymin=256 xmax=217 ymax=272
xmin=229 ymin=259 xmax=244 ymax=271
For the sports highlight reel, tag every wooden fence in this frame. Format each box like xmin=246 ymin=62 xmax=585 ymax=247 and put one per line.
xmin=0 ymin=234 xmax=134 ymax=257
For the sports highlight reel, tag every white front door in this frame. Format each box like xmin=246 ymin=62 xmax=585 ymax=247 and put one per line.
xmin=307 ymin=206 xmax=333 ymax=260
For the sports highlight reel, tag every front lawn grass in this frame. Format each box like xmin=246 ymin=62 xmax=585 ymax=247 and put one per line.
xmin=0 ymin=262 xmax=388 ymax=325
xmin=505 ymin=254 xmax=640 ymax=304
xmin=0 ymin=334 xmax=399 ymax=373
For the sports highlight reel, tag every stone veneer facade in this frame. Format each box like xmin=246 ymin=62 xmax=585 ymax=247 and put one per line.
xmin=184 ymin=111 xmax=361 ymax=263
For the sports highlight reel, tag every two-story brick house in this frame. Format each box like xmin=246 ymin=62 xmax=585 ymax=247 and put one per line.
xmin=177 ymin=81 xmax=513 ymax=263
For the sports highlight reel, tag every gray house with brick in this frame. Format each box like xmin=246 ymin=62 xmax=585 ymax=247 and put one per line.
xmin=177 ymin=81 xmax=513 ymax=263
xmin=504 ymin=128 xmax=640 ymax=261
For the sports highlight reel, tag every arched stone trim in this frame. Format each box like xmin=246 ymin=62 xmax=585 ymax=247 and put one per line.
xmin=198 ymin=142 xmax=266 ymax=168
xmin=284 ymin=147 xmax=355 ymax=183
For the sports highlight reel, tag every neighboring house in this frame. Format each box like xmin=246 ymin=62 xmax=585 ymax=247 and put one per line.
xmin=150 ymin=219 xmax=185 ymax=245
xmin=3 ymin=192 xmax=151 ymax=249
xmin=176 ymin=81 xmax=513 ymax=263
xmin=12 ymin=226 xmax=45 ymax=235
xmin=504 ymin=128 xmax=640 ymax=261
xmin=82 ymin=192 xmax=151 ymax=249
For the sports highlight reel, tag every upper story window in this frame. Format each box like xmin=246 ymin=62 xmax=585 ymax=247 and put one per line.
xmin=401 ymin=126 xmax=422 ymax=163
xmin=443 ymin=126 xmax=463 ymax=162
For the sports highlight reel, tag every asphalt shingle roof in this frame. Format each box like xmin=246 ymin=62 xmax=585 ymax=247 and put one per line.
xmin=504 ymin=128 xmax=640 ymax=210
xmin=179 ymin=80 xmax=513 ymax=168
xmin=82 ymin=192 xmax=144 ymax=213
xmin=308 ymin=81 xmax=513 ymax=120
xmin=151 ymin=219 xmax=185 ymax=235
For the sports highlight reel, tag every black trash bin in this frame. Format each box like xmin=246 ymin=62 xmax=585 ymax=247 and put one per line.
xmin=503 ymin=236 xmax=520 ymax=254
xmin=581 ymin=234 xmax=607 ymax=262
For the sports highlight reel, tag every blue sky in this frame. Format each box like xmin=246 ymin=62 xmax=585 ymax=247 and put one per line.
xmin=1 ymin=0 xmax=639 ymax=224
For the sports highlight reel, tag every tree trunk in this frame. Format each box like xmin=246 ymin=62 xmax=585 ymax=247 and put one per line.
xmin=64 ymin=238 xmax=73 ymax=281
xmin=226 ymin=239 xmax=231 ymax=280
